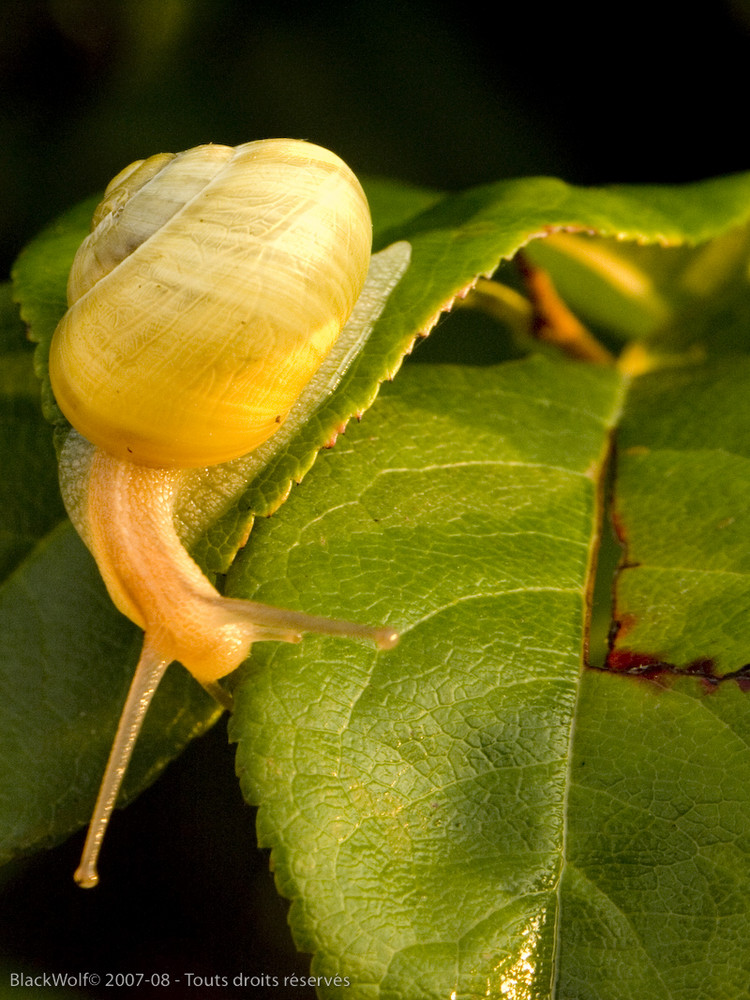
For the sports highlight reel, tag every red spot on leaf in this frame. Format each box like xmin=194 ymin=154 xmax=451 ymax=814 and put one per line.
xmin=684 ymin=658 xmax=716 ymax=676
xmin=607 ymin=649 xmax=662 ymax=672
xmin=611 ymin=613 xmax=637 ymax=642
xmin=610 ymin=507 xmax=629 ymax=547
xmin=600 ymin=650 xmax=739 ymax=692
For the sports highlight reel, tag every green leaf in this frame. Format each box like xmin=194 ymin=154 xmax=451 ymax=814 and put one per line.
xmin=611 ymin=358 xmax=750 ymax=673
xmin=230 ymin=356 xmax=624 ymax=995
xmin=563 ymin=671 xmax=750 ymax=1000
xmin=7 ymin=166 xmax=750 ymax=998
xmin=225 ymin=174 xmax=750 ymax=997
xmin=0 ymin=283 xmax=65 ymax=578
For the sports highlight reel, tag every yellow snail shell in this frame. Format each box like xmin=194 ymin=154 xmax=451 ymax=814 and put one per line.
xmin=49 ymin=138 xmax=372 ymax=468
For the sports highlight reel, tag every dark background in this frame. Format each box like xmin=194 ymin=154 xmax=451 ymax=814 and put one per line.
xmin=1 ymin=1 xmax=749 ymax=996
xmin=3 ymin=0 xmax=750 ymax=277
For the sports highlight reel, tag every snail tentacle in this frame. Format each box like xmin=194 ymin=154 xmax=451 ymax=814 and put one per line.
xmin=74 ymin=640 xmax=169 ymax=888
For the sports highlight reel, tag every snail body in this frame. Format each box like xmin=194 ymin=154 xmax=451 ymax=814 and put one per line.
xmin=50 ymin=139 xmax=399 ymax=887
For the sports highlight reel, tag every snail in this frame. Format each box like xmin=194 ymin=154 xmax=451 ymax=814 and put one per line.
xmin=49 ymin=138 xmax=401 ymax=887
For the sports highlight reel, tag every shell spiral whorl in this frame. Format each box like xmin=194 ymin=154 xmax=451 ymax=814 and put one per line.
xmin=50 ymin=139 xmax=372 ymax=468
